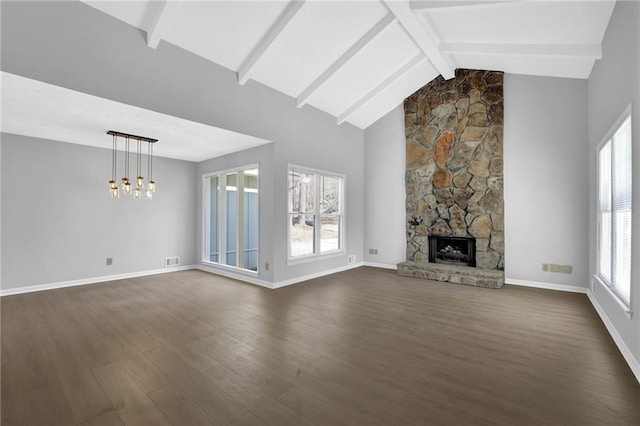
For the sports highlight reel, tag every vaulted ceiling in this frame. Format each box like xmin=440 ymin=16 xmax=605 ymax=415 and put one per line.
xmin=83 ymin=0 xmax=615 ymax=130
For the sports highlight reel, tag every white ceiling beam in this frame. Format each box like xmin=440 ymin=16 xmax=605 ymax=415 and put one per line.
xmin=411 ymin=1 xmax=524 ymax=12
xmin=146 ymin=0 xmax=175 ymax=49
xmin=441 ymin=42 xmax=602 ymax=59
xmin=296 ymin=13 xmax=397 ymax=109
xmin=337 ymin=53 xmax=425 ymax=126
xmin=384 ymin=0 xmax=455 ymax=80
xmin=237 ymin=0 xmax=306 ymax=86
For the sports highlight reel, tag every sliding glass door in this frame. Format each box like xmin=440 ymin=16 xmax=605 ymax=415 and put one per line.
xmin=204 ymin=166 xmax=259 ymax=272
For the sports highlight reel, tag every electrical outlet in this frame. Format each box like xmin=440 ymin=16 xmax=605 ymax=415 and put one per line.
xmin=542 ymin=263 xmax=549 ymax=272
xmin=549 ymin=264 xmax=561 ymax=273
xmin=264 ymin=262 xmax=270 ymax=271
xmin=369 ymin=248 xmax=378 ymax=255
xmin=347 ymin=255 xmax=356 ymax=264
xmin=106 ymin=257 xmax=113 ymax=266
xmin=560 ymin=265 xmax=573 ymax=274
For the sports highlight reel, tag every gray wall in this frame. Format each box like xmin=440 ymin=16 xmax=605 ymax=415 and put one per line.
xmin=1 ymin=133 xmax=197 ymax=290
xmin=587 ymin=0 xmax=640 ymax=371
xmin=363 ymin=106 xmax=406 ymax=266
xmin=503 ymin=74 xmax=588 ymax=287
xmin=1 ymin=0 xmax=364 ymax=288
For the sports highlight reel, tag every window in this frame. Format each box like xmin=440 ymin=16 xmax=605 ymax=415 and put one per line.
xmin=288 ymin=165 xmax=344 ymax=261
xmin=204 ymin=166 xmax=258 ymax=272
xmin=597 ymin=111 xmax=632 ymax=305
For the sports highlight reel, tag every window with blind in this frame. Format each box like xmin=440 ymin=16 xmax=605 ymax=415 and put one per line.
xmin=597 ymin=112 xmax=632 ymax=305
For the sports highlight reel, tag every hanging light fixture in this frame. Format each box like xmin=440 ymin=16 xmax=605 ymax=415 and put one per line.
xmin=107 ymin=130 xmax=157 ymax=200
xmin=109 ymin=133 xmax=119 ymax=199
xmin=122 ymin=136 xmax=131 ymax=195
xmin=146 ymin=141 xmax=154 ymax=199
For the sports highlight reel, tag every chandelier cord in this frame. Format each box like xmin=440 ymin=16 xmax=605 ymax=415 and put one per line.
xmin=112 ymin=133 xmax=117 ymax=182
xmin=125 ymin=136 xmax=130 ymax=181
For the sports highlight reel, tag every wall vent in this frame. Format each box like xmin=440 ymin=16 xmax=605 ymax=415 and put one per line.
xmin=165 ymin=256 xmax=180 ymax=267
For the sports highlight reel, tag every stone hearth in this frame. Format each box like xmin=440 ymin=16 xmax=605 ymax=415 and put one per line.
xmin=398 ymin=262 xmax=504 ymax=289
xmin=398 ymin=69 xmax=505 ymax=288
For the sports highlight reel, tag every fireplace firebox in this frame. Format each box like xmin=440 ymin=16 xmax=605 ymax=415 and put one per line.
xmin=428 ymin=236 xmax=476 ymax=267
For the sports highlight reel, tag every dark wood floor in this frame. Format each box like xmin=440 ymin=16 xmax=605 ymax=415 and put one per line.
xmin=2 ymin=267 xmax=639 ymax=425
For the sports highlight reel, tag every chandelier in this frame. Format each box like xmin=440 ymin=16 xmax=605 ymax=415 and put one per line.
xmin=107 ymin=130 xmax=157 ymax=200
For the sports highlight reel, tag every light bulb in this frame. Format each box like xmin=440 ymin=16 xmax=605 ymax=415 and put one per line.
xmin=148 ymin=181 xmax=155 ymax=192
xmin=124 ymin=182 xmax=131 ymax=194
xmin=134 ymin=187 xmax=141 ymax=199
xmin=110 ymin=187 xmax=119 ymax=199
xmin=145 ymin=189 xmax=153 ymax=200
xmin=137 ymin=176 xmax=144 ymax=187
xmin=108 ymin=180 xmax=117 ymax=190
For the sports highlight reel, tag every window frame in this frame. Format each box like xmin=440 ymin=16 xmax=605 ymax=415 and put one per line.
xmin=595 ymin=104 xmax=633 ymax=314
xmin=202 ymin=164 xmax=260 ymax=275
xmin=287 ymin=164 xmax=346 ymax=265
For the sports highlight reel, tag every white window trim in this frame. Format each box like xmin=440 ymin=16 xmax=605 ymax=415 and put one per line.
xmin=595 ymin=104 xmax=633 ymax=313
xmin=593 ymin=274 xmax=632 ymax=318
xmin=287 ymin=163 xmax=346 ymax=265
xmin=202 ymin=163 xmax=260 ymax=275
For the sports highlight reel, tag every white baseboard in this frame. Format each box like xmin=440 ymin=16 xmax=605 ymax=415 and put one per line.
xmin=194 ymin=264 xmax=274 ymax=289
xmin=273 ymin=262 xmax=364 ymax=289
xmin=587 ymin=290 xmax=640 ymax=383
xmin=506 ymin=278 xmax=639 ymax=384
xmin=0 ymin=265 xmax=196 ymax=297
xmin=195 ymin=262 xmax=364 ymax=289
xmin=505 ymin=278 xmax=588 ymax=294
xmin=363 ymin=261 xmax=398 ymax=270
xmin=0 ymin=262 xmax=366 ymax=296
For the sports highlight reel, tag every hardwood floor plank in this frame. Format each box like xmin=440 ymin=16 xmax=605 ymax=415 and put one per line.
xmin=42 ymin=320 xmax=114 ymax=423
xmin=22 ymin=383 xmax=76 ymax=426
xmin=146 ymin=346 xmax=248 ymax=424
xmin=229 ymin=412 xmax=268 ymax=426
xmin=79 ymin=411 xmax=125 ymax=426
xmin=92 ymin=362 xmax=170 ymax=426
xmin=2 ymin=268 xmax=639 ymax=425
xmin=148 ymin=383 xmax=219 ymax=426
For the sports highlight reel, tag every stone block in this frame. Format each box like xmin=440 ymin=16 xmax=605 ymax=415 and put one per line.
xmin=476 ymin=251 xmax=501 ymax=270
xmin=433 ymin=169 xmax=452 ymax=188
xmin=469 ymin=215 xmax=492 ymax=238
xmin=434 ymin=131 xmax=454 ymax=168
xmin=453 ymin=171 xmax=472 ymax=188
xmin=469 ymin=160 xmax=491 ymax=178
xmin=461 ymin=126 xmax=488 ymax=142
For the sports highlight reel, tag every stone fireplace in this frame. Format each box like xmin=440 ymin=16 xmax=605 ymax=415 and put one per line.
xmin=398 ymin=69 xmax=505 ymax=288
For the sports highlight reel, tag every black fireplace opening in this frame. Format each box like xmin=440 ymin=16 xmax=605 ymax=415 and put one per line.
xmin=428 ymin=236 xmax=476 ymax=267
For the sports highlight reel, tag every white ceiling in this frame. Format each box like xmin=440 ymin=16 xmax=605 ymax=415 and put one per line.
xmin=0 ymin=72 xmax=271 ymax=162
xmin=0 ymin=1 xmax=617 ymax=163
xmin=82 ymin=0 xmax=616 ymax=130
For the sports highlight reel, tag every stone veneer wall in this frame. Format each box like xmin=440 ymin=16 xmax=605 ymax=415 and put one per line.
xmin=404 ymin=69 xmax=504 ymax=271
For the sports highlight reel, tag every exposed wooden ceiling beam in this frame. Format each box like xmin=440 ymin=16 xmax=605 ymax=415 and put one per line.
xmin=146 ymin=0 xmax=175 ymax=49
xmin=410 ymin=1 xmax=524 ymax=12
xmin=337 ymin=53 xmax=425 ymax=126
xmin=297 ymin=13 xmax=397 ymax=109
xmin=237 ymin=0 xmax=306 ymax=86
xmin=384 ymin=0 xmax=455 ymax=80
xmin=441 ymin=42 xmax=602 ymax=59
